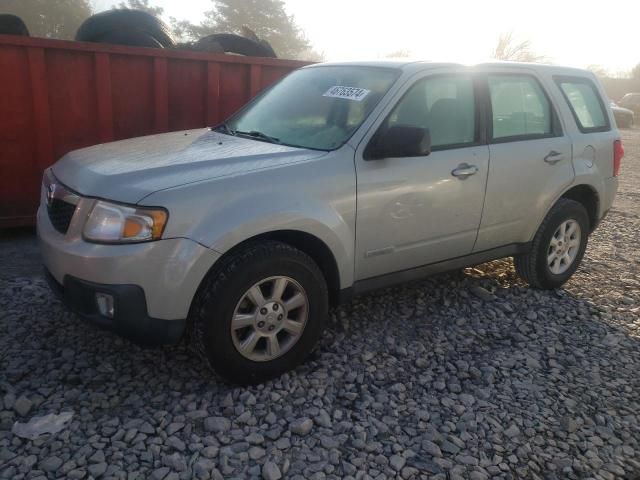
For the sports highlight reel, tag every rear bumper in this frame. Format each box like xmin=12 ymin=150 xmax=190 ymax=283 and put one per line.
xmin=600 ymin=176 xmax=619 ymax=221
xmin=45 ymin=269 xmax=186 ymax=345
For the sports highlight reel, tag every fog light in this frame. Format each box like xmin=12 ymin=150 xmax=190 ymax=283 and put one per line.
xmin=96 ymin=293 xmax=115 ymax=318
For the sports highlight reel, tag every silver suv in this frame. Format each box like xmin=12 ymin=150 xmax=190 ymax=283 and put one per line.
xmin=39 ymin=61 xmax=622 ymax=383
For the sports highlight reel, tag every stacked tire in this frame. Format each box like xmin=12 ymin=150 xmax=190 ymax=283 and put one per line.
xmin=192 ymin=33 xmax=277 ymax=58
xmin=75 ymin=10 xmax=175 ymax=49
xmin=2 ymin=9 xmax=278 ymax=58
xmin=75 ymin=9 xmax=277 ymax=57
xmin=0 ymin=14 xmax=29 ymax=36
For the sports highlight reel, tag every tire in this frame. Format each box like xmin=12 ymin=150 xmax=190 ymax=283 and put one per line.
xmin=0 ymin=14 xmax=29 ymax=36
xmin=189 ymin=241 xmax=328 ymax=384
xmin=93 ymin=29 xmax=163 ymax=48
xmin=515 ymin=198 xmax=589 ymax=289
xmin=257 ymin=39 xmax=277 ymax=58
xmin=75 ymin=10 xmax=175 ymax=48
xmin=193 ymin=33 xmax=277 ymax=57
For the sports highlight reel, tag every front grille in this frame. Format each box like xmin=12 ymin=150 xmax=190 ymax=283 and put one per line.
xmin=47 ymin=198 xmax=77 ymax=234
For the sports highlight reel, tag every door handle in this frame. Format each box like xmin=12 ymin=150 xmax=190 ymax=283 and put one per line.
xmin=544 ymin=150 xmax=565 ymax=164
xmin=451 ymin=163 xmax=479 ymax=179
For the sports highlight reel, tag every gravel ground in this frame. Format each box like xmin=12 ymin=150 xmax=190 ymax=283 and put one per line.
xmin=1 ymin=128 xmax=639 ymax=480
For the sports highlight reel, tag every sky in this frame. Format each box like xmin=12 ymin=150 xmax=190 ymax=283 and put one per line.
xmin=92 ymin=0 xmax=640 ymax=74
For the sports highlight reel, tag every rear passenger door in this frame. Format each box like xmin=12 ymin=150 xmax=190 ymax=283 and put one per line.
xmin=474 ymin=70 xmax=574 ymax=251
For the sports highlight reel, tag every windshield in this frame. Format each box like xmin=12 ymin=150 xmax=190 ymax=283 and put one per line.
xmin=224 ymin=66 xmax=400 ymax=150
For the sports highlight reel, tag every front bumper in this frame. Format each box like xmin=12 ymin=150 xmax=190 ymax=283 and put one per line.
xmin=37 ymin=184 xmax=222 ymax=343
xmin=45 ymin=269 xmax=185 ymax=345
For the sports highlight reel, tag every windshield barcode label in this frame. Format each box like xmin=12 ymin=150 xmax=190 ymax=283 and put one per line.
xmin=323 ymin=86 xmax=371 ymax=101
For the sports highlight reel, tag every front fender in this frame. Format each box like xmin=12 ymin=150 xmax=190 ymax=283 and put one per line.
xmin=204 ymin=193 xmax=355 ymax=287
xmin=141 ymin=152 xmax=357 ymax=288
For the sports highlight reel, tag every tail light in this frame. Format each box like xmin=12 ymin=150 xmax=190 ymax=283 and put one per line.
xmin=613 ymin=140 xmax=624 ymax=177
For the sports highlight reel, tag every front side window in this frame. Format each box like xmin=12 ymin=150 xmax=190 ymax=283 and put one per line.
xmin=489 ymin=74 xmax=553 ymax=140
xmin=387 ymin=75 xmax=476 ymax=148
xmin=555 ymin=77 xmax=609 ymax=132
xmin=225 ymin=66 xmax=400 ymax=151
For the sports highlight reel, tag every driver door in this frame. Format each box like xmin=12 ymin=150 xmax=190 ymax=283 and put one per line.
xmin=354 ymin=73 xmax=490 ymax=281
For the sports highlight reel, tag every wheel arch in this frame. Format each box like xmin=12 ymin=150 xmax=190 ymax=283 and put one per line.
xmin=199 ymin=230 xmax=343 ymax=307
xmin=559 ymin=184 xmax=600 ymax=232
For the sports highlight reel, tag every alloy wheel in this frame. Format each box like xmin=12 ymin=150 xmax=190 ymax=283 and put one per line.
xmin=547 ymin=219 xmax=581 ymax=275
xmin=230 ymin=276 xmax=309 ymax=362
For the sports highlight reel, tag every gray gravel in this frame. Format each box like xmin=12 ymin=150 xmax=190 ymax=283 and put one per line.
xmin=1 ymin=128 xmax=639 ymax=479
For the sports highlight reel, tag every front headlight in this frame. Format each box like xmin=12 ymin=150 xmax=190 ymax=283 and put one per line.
xmin=83 ymin=200 xmax=168 ymax=244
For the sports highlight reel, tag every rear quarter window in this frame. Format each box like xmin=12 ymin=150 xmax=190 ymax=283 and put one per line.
xmin=555 ymin=76 xmax=610 ymax=133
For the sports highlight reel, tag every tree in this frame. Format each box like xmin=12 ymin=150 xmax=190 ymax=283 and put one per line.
xmin=384 ymin=49 xmax=411 ymax=59
xmin=632 ymin=63 xmax=640 ymax=80
xmin=170 ymin=17 xmax=194 ymax=42
xmin=297 ymin=47 xmax=324 ymax=62
xmin=491 ymin=31 xmax=546 ymax=63
xmin=173 ymin=0 xmax=312 ymax=60
xmin=116 ymin=0 xmax=164 ymax=17
xmin=2 ymin=0 xmax=92 ymax=40
xmin=587 ymin=65 xmax=609 ymax=78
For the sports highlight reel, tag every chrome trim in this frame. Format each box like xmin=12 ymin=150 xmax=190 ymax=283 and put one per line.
xmin=43 ymin=169 xmax=81 ymax=206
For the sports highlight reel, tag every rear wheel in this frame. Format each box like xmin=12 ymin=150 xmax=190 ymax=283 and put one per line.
xmin=515 ymin=198 xmax=589 ymax=289
xmin=190 ymin=241 xmax=328 ymax=384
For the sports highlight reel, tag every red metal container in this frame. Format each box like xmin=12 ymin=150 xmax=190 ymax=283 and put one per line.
xmin=0 ymin=35 xmax=307 ymax=227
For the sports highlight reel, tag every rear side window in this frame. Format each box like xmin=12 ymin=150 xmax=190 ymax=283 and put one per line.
xmin=488 ymin=75 xmax=553 ymax=140
xmin=555 ymin=76 xmax=610 ymax=133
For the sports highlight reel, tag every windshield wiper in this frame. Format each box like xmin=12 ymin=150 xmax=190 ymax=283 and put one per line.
xmin=213 ymin=123 xmax=236 ymax=136
xmin=234 ymin=130 xmax=281 ymax=144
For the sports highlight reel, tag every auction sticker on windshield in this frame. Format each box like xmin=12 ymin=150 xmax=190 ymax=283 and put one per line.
xmin=323 ymin=86 xmax=371 ymax=101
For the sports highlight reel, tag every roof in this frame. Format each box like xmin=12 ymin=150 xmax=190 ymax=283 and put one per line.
xmin=474 ymin=61 xmax=594 ymax=76
xmin=305 ymin=59 xmax=594 ymax=77
xmin=305 ymin=60 xmax=458 ymax=71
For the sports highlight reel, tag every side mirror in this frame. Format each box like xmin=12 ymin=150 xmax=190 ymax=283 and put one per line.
xmin=364 ymin=126 xmax=431 ymax=160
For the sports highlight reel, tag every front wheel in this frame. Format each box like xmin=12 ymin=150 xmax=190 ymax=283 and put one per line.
xmin=515 ymin=198 xmax=589 ymax=289
xmin=189 ymin=241 xmax=328 ymax=384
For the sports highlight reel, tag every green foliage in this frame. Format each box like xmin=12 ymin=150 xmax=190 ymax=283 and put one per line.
xmin=2 ymin=0 xmax=92 ymax=39
xmin=116 ymin=0 xmax=164 ymax=17
xmin=171 ymin=0 xmax=313 ymax=60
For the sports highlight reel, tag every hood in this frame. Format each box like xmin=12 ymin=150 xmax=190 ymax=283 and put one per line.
xmin=612 ymin=105 xmax=634 ymax=115
xmin=611 ymin=103 xmax=634 ymax=114
xmin=52 ymin=129 xmax=327 ymax=204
